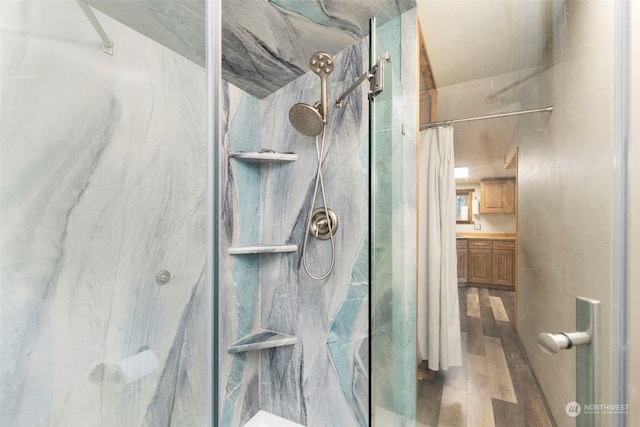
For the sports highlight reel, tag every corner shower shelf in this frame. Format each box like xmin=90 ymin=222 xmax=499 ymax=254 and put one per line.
xmin=228 ymin=329 xmax=298 ymax=354
xmin=230 ymin=151 xmax=298 ymax=163
xmin=228 ymin=244 xmax=297 ymax=255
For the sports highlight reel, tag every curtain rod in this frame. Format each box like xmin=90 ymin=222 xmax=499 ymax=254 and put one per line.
xmin=419 ymin=106 xmax=553 ymax=130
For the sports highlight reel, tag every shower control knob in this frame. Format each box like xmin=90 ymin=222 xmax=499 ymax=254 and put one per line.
xmin=308 ymin=208 xmax=338 ymax=240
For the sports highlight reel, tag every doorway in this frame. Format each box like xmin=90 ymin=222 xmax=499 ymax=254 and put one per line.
xmin=413 ymin=1 xmax=629 ymax=426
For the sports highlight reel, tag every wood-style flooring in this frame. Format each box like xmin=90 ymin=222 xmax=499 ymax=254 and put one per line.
xmin=416 ymin=287 xmax=556 ymax=427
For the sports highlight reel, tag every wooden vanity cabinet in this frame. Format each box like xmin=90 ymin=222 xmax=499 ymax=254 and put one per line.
xmin=456 ymin=239 xmax=468 ymax=283
xmin=492 ymin=240 xmax=515 ymax=286
xmin=460 ymin=238 xmax=516 ymax=288
xmin=480 ymin=178 xmax=516 ymax=214
xmin=468 ymin=240 xmax=492 ymax=284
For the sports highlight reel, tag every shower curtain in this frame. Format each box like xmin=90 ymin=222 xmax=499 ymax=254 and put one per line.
xmin=417 ymin=125 xmax=463 ymax=370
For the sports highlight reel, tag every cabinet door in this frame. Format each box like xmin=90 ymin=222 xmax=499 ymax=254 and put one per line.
xmin=492 ymin=241 xmax=515 ymax=286
xmin=468 ymin=240 xmax=492 ymax=284
xmin=456 ymin=239 xmax=468 ymax=283
xmin=480 ymin=179 xmax=516 ymax=214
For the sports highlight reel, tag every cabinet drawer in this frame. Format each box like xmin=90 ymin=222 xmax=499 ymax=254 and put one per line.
xmin=456 ymin=239 xmax=468 ymax=250
xmin=469 ymin=240 xmax=492 ymax=250
xmin=493 ymin=240 xmax=515 ymax=250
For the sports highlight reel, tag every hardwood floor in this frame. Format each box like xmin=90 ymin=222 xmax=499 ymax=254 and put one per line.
xmin=416 ymin=287 xmax=556 ymax=427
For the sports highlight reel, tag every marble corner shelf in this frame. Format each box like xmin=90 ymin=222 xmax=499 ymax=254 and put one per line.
xmin=228 ymin=329 xmax=298 ymax=354
xmin=244 ymin=410 xmax=306 ymax=427
xmin=230 ymin=151 xmax=298 ymax=163
xmin=228 ymin=243 xmax=297 ymax=255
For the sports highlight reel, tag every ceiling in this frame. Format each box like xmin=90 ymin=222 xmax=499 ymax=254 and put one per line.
xmin=416 ymin=0 xmax=552 ymax=184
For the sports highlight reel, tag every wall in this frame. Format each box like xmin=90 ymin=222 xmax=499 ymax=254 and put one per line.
xmin=455 ymin=183 xmax=516 ymax=234
xmin=516 ymin=1 xmax=617 ymax=426
xmin=628 ymin=0 xmax=639 ymax=423
xmin=219 ymin=39 xmax=370 ymax=427
xmin=0 ymin=1 xmax=208 ymax=426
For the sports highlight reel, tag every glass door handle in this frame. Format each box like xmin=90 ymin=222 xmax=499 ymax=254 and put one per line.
xmin=537 ymin=297 xmax=600 ymax=427
xmin=537 ymin=331 xmax=591 ymax=354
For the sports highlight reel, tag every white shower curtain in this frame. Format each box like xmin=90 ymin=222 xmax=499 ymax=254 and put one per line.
xmin=417 ymin=125 xmax=463 ymax=370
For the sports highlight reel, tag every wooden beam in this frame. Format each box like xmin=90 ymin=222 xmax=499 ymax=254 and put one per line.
xmin=418 ymin=21 xmax=438 ymax=124
xmin=429 ymin=88 xmax=438 ymax=122
xmin=418 ymin=21 xmax=437 ymax=90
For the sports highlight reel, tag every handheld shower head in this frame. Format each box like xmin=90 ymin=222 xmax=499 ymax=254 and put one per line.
xmin=310 ymin=52 xmax=333 ymax=125
xmin=310 ymin=52 xmax=334 ymax=77
xmin=289 ymin=52 xmax=335 ymax=136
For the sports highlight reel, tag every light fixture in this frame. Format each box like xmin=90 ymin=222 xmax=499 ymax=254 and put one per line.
xmin=454 ymin=167 xmax=469 ymax=179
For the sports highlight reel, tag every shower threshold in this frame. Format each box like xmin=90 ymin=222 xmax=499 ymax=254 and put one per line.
xmin=244 ymin=410 xmax=306 ymax=427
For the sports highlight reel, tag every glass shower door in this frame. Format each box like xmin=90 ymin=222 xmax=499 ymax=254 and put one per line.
xmin=370 ymin=10 xmax=418 ymax=427
xmin=0 ymin=1 xmax=211 ymax=425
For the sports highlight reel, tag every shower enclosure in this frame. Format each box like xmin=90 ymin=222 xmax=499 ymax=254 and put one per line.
xmin=215 ymin=2 xmax=418 ymax=426
xmin=1 ymin=0 xmax=421 ymax=425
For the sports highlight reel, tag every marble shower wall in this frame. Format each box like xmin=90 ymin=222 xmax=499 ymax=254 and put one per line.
xmin=220 ymin=39 xmax=370 ymax=426
xmin=1 ymin=1 xmax=207 ymax=426
xmin=221 ymin=0 xmax=415 ymax=99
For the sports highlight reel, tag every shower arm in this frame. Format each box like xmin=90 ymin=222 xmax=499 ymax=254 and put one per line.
xmin=335 ymin=52 xmax=390 ymax=108
xmin=335 ymin=72 xmax=370 ymax=108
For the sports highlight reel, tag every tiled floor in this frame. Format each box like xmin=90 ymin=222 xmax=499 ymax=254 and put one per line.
xmin=416 ymin=287 xmax=556 ymax=427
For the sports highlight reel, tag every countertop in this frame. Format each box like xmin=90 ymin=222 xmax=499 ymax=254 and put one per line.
xmin=456 ymin=232 xmax=516 ymax=241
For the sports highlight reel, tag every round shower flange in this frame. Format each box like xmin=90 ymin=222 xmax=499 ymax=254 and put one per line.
xmin=308 ymin=208 xmax=338 ymax=240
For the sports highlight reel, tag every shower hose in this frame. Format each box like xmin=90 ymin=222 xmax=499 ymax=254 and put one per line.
xmin=302 ymin=127 xmax=336 ymax=280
